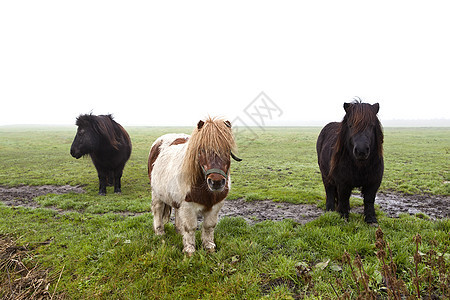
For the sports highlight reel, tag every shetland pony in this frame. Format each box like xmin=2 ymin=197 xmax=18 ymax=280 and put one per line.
xmin=70 ymin=114 xmax=132 ymax=195
xmin=316 ymin=101 xmax=384 ymax=223
xmin=148 ymin=117 xmax=241 ymax=255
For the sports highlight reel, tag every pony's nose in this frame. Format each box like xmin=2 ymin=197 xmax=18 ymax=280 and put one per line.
xmin=70 ymin=148 xmax=81 ymax=159
xmin=354 ymin=145 xmax=370 ymax=160
xmin=207 ymin=177 xmax=226 ymax=191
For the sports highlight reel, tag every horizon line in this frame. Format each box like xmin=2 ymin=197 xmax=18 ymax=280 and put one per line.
xmin=1 ymin=118 xmax=450 ymax=128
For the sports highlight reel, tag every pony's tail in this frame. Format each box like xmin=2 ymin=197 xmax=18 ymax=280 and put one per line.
xmin=162 ymin=204 xmax=172 ymax=225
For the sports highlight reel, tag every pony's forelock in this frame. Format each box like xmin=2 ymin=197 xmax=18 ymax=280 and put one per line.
xmin=182 ymin=117 xmax=237 ymax=186
xmin=75 ymin=114 xmax=121 ymax=150
xmin=343 ymin=101 xmax=379 ymax=134
xmin=75 ymin=113 xmax=95 ymax=128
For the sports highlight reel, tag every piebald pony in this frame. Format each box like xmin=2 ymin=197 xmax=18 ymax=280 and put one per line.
xmin=148 ymin=117 xmax=241 ymax=255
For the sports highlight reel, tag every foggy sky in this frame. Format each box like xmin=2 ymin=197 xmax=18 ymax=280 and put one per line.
xmin=1 ymin=1 xmax=449 ymax=127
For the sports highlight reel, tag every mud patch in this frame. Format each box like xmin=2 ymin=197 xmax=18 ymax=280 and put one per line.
xmin=220 ymin=193 xmax=449 ymax=225
xmin=374 ymin=192 xmax=449 ymax=219
xmin=0 ymin=185 xmax=85 ymax=208
xmin=0 ymin=185 xmax=448 ymax=224
xmin=220 ymin=199 xmax=323 ymax=225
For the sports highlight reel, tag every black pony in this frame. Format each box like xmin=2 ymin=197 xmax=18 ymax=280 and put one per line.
xmin=316 ymin=101 xmax=384 ymax=223
xmin=70 ymin=114 xmax=132 ymax=195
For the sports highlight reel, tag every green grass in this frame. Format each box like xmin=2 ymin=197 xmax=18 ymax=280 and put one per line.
xmin=382 ymin=127 xmax=450 ymax=195
xmin=230 ymin=126 xmax=450 ymax=201
xmin=0 ymin=126 xmax=449 ymax=299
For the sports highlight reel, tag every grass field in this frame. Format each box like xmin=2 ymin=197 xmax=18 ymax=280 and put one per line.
xmin=0 ymin=126 xmax=449 ymax=299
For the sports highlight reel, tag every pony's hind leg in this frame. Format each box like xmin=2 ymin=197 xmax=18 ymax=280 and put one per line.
xmin=107 ymin=171 xmax=114 ymax=187
xmin=113 ymin=168 xmax=123 ymax=194
xmin=174 ymin=208 xmax=181 ymax=233
xmin=151 ymin=193 xmax=166 ymax=235
xmin=162 ymin=203 xmax=172 ymax=225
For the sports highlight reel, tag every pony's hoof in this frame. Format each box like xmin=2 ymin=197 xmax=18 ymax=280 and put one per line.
xmin=365 ymin=216 xmax=378 ymax=224
xmin=183 ymin=245 xmax=195 ymax=256
xmin=203 ymin=242 xmax=216 ymax=253
xmin=338 ymin=211 xmax=349 ymax=220
xmin=154 ymin=227 xmax=165 ymax=236
xmin=98 ymin=192 xmax=106 ymax=196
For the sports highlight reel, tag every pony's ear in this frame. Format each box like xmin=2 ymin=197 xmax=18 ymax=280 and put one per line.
xmin=224 ymin=120 xmax=231 ymax=128
xmin=372 ymin=103 xmax=380 ymax=114
xmin=344 ymin=102 xmax=352 ymax=113
xmin=197 ymin=120 xmax=205 ymax=129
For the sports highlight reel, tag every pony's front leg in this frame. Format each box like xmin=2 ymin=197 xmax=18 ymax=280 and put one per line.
xmin=362 ymin=186 xmax=378 ymax=224
xmin=337 ymin=185 xmax=352 ymax=220
xmin=202 ymin=202 xmax=224 ymax=252
xmin=324 ymin=183 xmax=337 ymax=211
xmin=151 ymin=193 xmax=166 ymax=235
xmin=178 ymin=203 xmax=197 ymax=256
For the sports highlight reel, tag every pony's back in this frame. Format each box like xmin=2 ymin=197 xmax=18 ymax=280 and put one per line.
xmin=148 ymin=133 xmax=190 ymax=200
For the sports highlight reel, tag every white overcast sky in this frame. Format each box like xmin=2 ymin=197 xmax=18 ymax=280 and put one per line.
xmin=1 ymin=1 xmax=449 ymax=126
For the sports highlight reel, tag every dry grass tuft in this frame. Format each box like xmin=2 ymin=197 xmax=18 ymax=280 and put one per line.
xmin=335 ymin=228 xmax=450 ymax=299
xmin=0 ymin=235 xmax=65 ymax=300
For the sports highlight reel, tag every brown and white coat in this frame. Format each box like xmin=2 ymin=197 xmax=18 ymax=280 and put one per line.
xmin=148 ymin=118 xmax=238 ymax=255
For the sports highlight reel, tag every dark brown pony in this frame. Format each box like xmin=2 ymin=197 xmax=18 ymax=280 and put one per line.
xmin=70 ymin=114 xmax=132 ymax=195
xmin=316 ymin=101 xmax=384 ymax=223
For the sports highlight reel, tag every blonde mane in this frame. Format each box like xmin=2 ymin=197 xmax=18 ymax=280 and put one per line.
xmin=182 ymin=117 xmax=237 ymax=187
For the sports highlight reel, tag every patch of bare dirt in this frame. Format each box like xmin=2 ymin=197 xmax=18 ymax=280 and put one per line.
xmin=0 ymin=185 xmax=85 ymax=208
xmin=0 ymin=185 xmax=448 ymax=223
xmin=220 ymin=193 xmax=449 ymax=225
xmin=220 ymin=199 xmax=323 ymax=225
xmin=354 ymin=192 xmax=450 ymax=220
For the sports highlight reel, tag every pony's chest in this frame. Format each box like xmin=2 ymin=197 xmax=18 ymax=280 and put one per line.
xmin=91 ymin=150 xmax=123 ymax=166
xmin=336 ymin=160 xmax=382 ymax=186
xmin=185 ymin=187 xmax=229 ymax=211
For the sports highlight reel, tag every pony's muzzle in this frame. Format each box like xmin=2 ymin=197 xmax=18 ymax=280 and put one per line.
xmin=353 ymin=145 xmax=370 ymax=160
xmin=70 ymin=148 xmax=82 ymax=159
xmin=202 ymin=167 xmax=228 ymax=192
xmin=207 ymin=174 xmax=226 ymax=192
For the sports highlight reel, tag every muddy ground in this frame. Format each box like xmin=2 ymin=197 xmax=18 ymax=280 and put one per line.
xmin=222 ymin=193 xmax=450 ymax=224
xmin=1 ymin=185 xmax=448 ymax=224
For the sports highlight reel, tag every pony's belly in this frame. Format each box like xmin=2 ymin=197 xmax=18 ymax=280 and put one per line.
xmin=179 ymin=199 xmax=225 ymax=216
xmin=152 ymin=184 xmax=184 ymax=204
